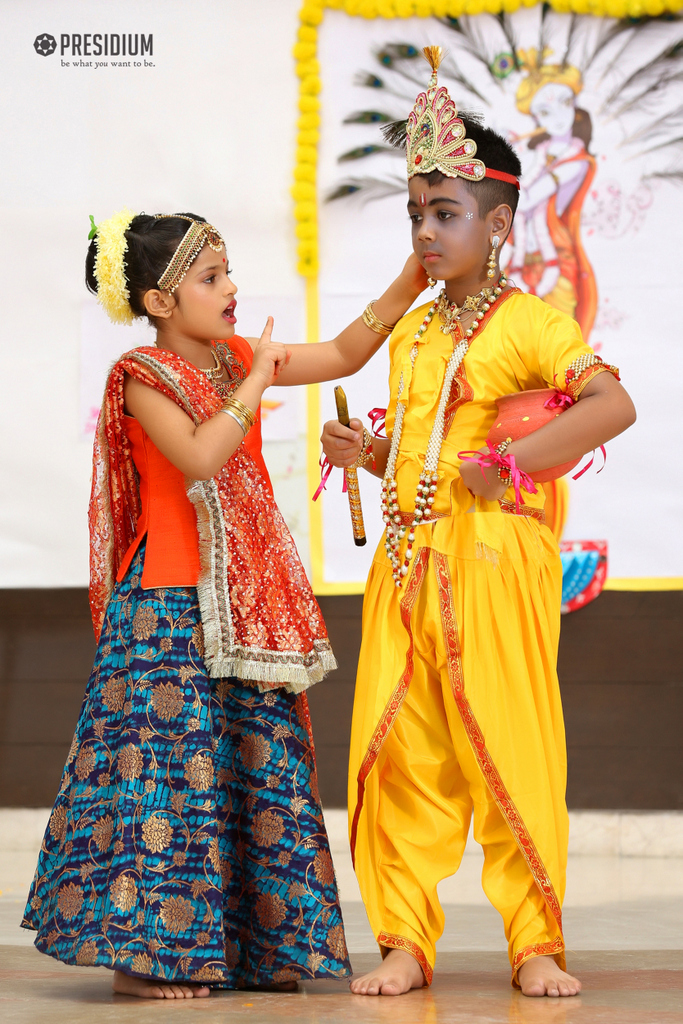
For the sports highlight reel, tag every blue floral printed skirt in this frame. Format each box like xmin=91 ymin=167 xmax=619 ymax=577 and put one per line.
xmin=22 ymin=544 xmax=351 ymax=987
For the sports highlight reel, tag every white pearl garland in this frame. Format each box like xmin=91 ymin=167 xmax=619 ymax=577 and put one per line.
xmin=382 ymin=280 xmax=507 ymax=587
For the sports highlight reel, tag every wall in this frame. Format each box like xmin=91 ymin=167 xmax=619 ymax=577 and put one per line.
xmin=0 ymin=590 xmax=680 ymax=810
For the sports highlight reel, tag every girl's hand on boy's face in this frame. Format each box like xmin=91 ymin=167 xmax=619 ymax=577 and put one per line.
xmin=250 ymin=317 xmax=291 ymax=388
xmin=401 ymin=253 xmax=430 ymax=296
xmin=321 ymin=418 xmax=363 ymax=468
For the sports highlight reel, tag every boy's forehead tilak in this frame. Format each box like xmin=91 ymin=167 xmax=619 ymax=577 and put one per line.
xmin=407 ymin=195 xmax=463 ymax=210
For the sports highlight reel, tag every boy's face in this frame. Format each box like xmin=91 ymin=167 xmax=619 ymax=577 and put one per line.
xmin=407 ymin=175 xmax=495 ymax=286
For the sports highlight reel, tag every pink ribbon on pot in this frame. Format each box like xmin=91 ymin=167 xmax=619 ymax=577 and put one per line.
xmin=544 ymin=390 xmax=575 ymax=411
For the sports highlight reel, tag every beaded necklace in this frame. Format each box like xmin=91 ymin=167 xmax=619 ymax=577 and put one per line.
xmin=381 ymin=274 xmax=508 ymax=586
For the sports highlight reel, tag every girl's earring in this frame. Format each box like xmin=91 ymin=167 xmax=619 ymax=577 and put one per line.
xmin=427 ymin=276 xmax=437 ymax=288
xmin=487 ymin=235 xmax=500 ymax=279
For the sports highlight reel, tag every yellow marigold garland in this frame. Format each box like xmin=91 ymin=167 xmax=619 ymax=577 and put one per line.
xmin=93 ymin=206 xmax=137 ymax=324
xmin=293 ymin=0 xmax=680 ymax=277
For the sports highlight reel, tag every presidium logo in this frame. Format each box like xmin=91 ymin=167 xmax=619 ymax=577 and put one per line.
xmin=33 ymin=32 xmax=154 ymax=65
xmin=34 ymin=34 xmax=57 ymax=56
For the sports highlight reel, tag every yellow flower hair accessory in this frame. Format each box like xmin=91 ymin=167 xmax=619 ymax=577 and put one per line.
xmin=93 ymin=207 xmax=137 ymax=325
xmin=516 ymin=48 xmax=583 ymax=116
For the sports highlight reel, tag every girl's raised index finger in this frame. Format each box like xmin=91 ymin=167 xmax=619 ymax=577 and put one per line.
xmin=260 ymin=316 xmax=274 ymax=342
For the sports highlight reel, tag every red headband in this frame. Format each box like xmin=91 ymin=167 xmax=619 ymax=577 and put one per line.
xmin=484 ymin=168 xmax=520 ymax=190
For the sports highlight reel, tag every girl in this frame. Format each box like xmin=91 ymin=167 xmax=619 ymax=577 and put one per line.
xmin=21 ymin=209 xmax=426 ymax=999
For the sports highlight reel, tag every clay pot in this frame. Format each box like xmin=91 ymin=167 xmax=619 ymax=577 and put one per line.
xmin=486 ymin=389 xmax=580 ymax=483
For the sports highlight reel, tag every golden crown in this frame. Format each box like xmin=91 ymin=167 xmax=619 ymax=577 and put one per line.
xmin=405 ymin=48 xmax=520 ymax=190
xmin=406 ymin=47 xmax=486 ymax=183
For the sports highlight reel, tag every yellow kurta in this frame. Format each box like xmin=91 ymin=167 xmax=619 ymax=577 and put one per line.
xmin=348 ymin=291 xmax=615 ymax=985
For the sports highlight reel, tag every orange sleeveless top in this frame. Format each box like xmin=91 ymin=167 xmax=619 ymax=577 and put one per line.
xmin=116 ymin=336 xmax=272 ymax=588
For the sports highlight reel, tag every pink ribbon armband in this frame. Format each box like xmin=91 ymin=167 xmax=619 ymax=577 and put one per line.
xmin=458 ymin=441 xmax=538 ymax=512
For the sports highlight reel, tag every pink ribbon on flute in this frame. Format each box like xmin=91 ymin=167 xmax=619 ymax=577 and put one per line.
xmin=368 ymin=407 xmax=387 ymax=438
xmin=312 ymin=455 xmax=347 ymax=502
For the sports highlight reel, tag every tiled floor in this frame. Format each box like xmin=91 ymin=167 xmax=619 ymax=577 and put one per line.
xmin=2 ymin=817 xmax=682 ymax=1022
xmin=1 ymin=946 xmax=682 ymax=1023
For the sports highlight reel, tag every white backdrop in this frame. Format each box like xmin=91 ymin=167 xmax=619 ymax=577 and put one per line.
xmin=0 ymin=0 xmax=309 ymax=587
xmin=1 ymin=2 xmax=681 ymax=590
xmin=312 ymin=9 xmax=683 ymax=587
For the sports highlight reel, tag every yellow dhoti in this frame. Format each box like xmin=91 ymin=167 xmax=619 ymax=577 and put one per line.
xmin=349 ymin=514 xmax=567 ymax=984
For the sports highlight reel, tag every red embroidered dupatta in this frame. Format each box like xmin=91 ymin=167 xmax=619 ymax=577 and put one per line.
xmin=88 ymin=347 xmax=336 ymax=693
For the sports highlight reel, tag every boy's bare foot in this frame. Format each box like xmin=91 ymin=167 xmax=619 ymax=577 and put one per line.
xmin=112 ymin=970 xmax=210 ymax=999
xmin=517 ymin=955 xmax=582 ymax=997
xmin=349 ymin=949 xmax=425 ymax=996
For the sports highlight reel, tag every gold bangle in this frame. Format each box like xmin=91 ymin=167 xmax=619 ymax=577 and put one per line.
xmin=221 ymin=407 xmax=249 ymax=436
xmin=222 ymin=397 xmax=256 ymax=434
xmin=224 ymin=397 xmax=256 ymax=427
xmin=362 ymin=302 xmax=396 ymax=337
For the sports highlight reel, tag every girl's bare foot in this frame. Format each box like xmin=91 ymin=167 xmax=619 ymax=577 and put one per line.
xmin=112 ymin=970 xmax=211 ymax=999
xmin=518 ymin=955 xmax=582 ymax=997
xmin=349 ymin=949 xmax=425 ymax=996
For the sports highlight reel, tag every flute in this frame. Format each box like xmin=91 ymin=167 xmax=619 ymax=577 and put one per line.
xmin=334 ymin=385 xmax=366 ymax=547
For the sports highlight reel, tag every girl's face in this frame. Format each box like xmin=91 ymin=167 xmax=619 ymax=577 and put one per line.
xmin=530 ymin=83 xmax=576 ymax=138
xmin=408 ymin=175 xmax=497 ymax=288
xmin=168 ymin=244 xmax=238 ymax=339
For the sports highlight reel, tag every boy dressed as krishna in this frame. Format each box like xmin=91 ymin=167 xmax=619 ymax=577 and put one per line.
xmin=322 ymin=47 xmax=635 ymax=998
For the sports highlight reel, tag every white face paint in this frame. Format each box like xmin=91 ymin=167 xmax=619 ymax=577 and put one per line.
xmin=466 ymin=212 xmax=474 ymax=220
xmin=530 ymin=82 xmax=576 ymax=138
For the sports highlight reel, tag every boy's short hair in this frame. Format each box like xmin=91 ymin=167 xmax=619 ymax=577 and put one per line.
xmin=389 ymin=114 xmax=522 ymax=219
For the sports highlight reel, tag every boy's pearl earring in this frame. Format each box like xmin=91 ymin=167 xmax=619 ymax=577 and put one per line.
xmin=487 ymin=235 xmax=501 ymax=279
